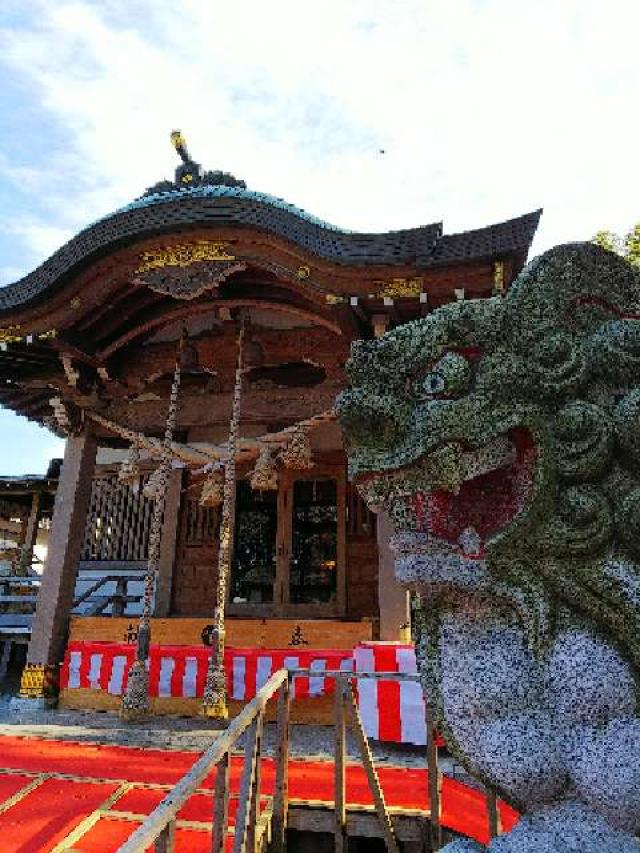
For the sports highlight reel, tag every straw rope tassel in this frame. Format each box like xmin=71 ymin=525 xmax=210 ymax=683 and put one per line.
xmin=202 ymin=315 xmax=246 ymax=718
xmin=120 ymin=328 xmax=186 ymax=720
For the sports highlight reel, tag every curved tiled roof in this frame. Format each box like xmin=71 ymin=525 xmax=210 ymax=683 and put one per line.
xmin=113 ymin=185 xmax=353 ymax=231
xmin=0 ymin=184 xmax=541 ymax=313
xmin=428 ymin=210 xmax=542 ymax=266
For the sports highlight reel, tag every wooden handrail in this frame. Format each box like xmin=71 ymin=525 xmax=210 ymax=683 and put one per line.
xmin=337 ymin=674 xmax=400 ymax=853
xmin=334 ymin=677 xmax=348 ymax=853
xmin=487 ymin=788 xmax=501 ymax=838
xmin=117 ymin=667 xmax=478 ymax=853
xmin=289 ymin=668 xmax=421 ymax=682
xmin=0 ymin=576 xmax=41 ymax=585
xmin=117 ymin=668 xmax=289 ymax=853
xmin=72 ymin=573 xmax=146 ymax=608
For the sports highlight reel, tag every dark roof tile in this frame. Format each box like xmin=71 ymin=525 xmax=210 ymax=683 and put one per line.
xmin=0 ymin=193 xmax=541 ymax=313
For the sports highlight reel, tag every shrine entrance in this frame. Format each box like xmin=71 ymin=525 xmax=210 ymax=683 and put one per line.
xmin=229 ymin=466 xmax=346 ymax=618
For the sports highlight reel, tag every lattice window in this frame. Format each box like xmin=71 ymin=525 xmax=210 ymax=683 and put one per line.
xmin=81 ymin=473 xmax=154 ymax=561
xmin=184 ymin=499 xmax=219 ymax=547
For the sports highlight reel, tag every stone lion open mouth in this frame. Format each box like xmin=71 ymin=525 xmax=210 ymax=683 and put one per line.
xmin=354 ymin=427 xmax=536 ymax=583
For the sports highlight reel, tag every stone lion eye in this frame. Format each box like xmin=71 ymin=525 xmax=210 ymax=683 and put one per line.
xmin=422 ymin=372 xmax=446 ymax=396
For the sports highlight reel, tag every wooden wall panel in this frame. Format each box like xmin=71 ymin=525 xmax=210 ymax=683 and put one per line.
xmin=81 ymin=471 xmax=154 ymax=562
xmin=68 ymin=616 xmax=374 ymax=648
xmin=345 ymin=486 xmax=379 ymax=620
xmin=171 ymin=486 xmax=220 ymax=616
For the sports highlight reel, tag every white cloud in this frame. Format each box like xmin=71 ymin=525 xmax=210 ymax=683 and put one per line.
xmin=0 ymin=266 xmax=26 ymax=287
xmin=0 ymin=0 xmax=639 ymax=270
xmin=0 ymin=0 xmax=639 ymax=473
xmin=0 ymin=221 xmax=73 ymax=261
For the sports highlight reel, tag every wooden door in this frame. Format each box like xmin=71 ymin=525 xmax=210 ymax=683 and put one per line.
xmin=278 ymin=465 xmax=346 ymax=618
xmin=227 ymin=465 xmax=346 ymax=619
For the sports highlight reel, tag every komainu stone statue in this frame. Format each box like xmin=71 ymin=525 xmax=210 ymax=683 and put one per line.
xmin=337 ymin=244 xmax=640 ymax=851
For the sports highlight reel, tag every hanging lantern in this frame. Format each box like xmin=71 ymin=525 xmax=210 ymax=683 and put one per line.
xmin=200 ymin=465 xmax=225 ymax=507
xmin=118 ymin=443 xmax=141 ymax=486
xmin=143 ymin=466 xmax=166 ymax=500
xmin=250 ymin=447 xmax=278 ymax=491
xmin=280 ymin=424 xmax=314 ymax=470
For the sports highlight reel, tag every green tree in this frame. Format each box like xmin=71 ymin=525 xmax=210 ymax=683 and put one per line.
xmin=593 ymin=224 xmax=640 ymax=267
xmin=623 ymin=223 xmax=640 ymax=267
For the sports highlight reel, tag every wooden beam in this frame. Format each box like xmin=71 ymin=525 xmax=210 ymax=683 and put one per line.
xmin=48 ymin=336 xmax=101 ymax=369
xmin=97 ymin=299 xmax=344 ymax=360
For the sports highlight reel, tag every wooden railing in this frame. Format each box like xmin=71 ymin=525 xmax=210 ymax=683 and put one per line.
xmin=115 ymin=669 xmax=440 ymax=853
xmin=331 ymin=670 xmax=401 ymax=853
xmin=112 ymin=666 xmax=501 ymax=853
xmin=0 ymin=576 xmax=41 ymax=639
xmin=71 ymin=573 xmax=145 ymax=616
xmin=117 ymin=668 xmax=291 ymax=853
xmin=307 ymin=669 xmax=501 ymax=852
xmin=0 ymin=571 xmax=146 ymax=642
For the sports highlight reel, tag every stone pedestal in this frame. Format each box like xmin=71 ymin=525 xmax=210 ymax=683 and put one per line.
xmin=22 ymin=431 xmax=97 ymax=696
xmin=376 ymin=512 xmax=410 ymax=641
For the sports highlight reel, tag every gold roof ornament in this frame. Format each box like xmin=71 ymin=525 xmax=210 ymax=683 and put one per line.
xmin=280 ymin=425 xmax=314 ymax=470
xmin=250 ymin=447 xmax=278 ymax=491
xmin=170 ymin=129 xmax=189 ymax=157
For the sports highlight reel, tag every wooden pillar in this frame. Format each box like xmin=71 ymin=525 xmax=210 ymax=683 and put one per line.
xmin=19 ymin=490 xmax=42 ymax=573
xmin=21 ymin=431 xmax=97 ymax=699
xmin=377 ymin=512 xmax=410 ymax=641
xmin=153 ymin=466 xmax=183 ymax=616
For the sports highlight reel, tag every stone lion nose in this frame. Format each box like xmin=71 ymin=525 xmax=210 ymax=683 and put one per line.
xmin=336 ymin=388 xmax=404 ymax=451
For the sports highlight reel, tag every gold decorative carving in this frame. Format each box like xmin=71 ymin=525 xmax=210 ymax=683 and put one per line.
xmin=0 ymin=325 xmax=22 ymax=343
xmin=494 ymin=260 xmax=505 ymax=294
xmin=0 ymin=327 xmax=56 ymax=346
xmin=325 ymin=294 xmax=346 ymax=305
xmin=69 ymin=297 xmax=82 ymax=309
xmin=297 ymin=265 xmax=311 ymax=280
xmin=136 ymin=240 xmax=235 ymax=273
xmin=375 ymin=277 xmax=424 ymax=299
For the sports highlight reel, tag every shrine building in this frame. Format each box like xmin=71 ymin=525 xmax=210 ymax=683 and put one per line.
xmin=0 ymin=137 xmax=540 ymax=715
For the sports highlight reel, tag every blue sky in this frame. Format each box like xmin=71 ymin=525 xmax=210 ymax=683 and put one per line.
xmin=0 ymin=0 xmax=639 ymax=474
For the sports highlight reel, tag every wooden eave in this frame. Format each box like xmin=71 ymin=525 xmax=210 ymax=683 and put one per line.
xmin=0 ymin=205 xmax=540 ymax=428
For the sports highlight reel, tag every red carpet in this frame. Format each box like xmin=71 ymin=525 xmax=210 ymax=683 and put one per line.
xmin=0 ymin=735 xmax=518 ymax=850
